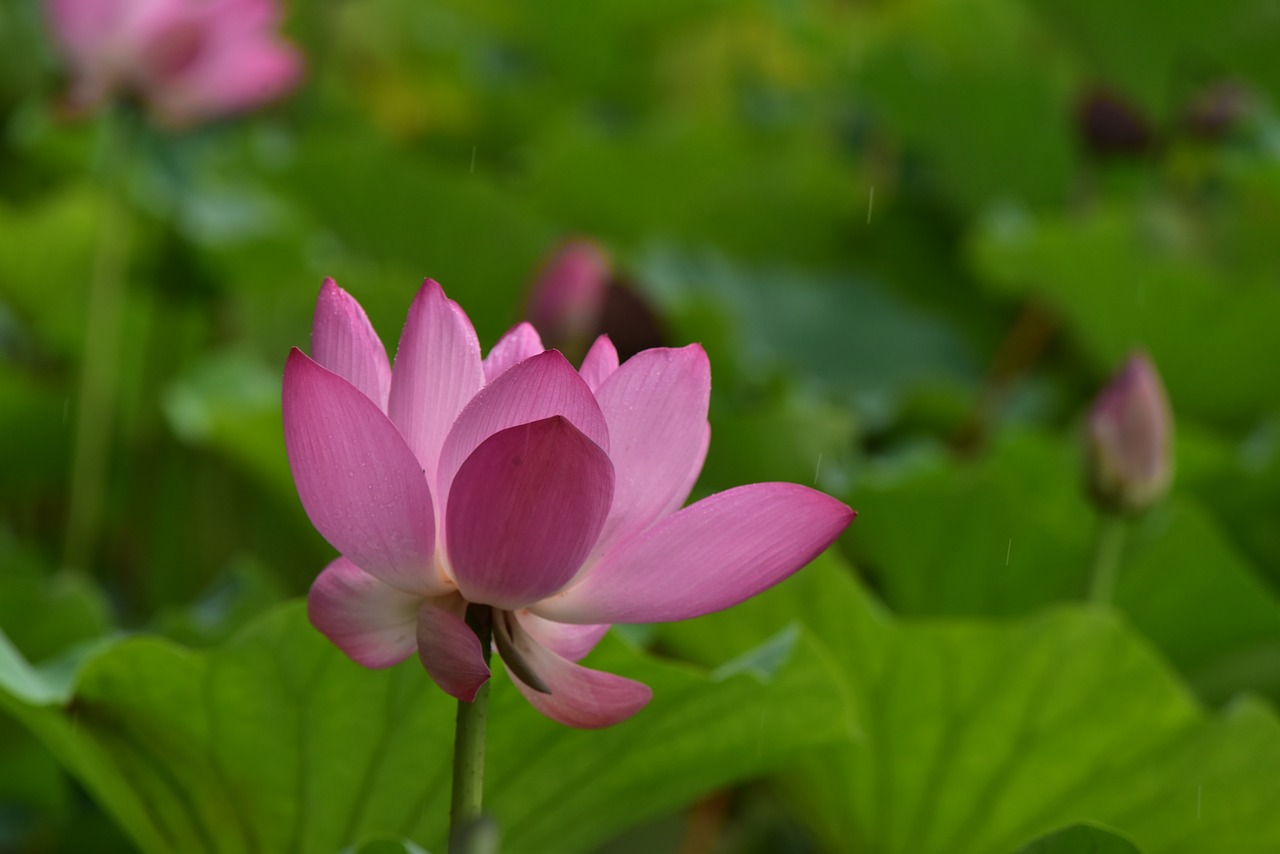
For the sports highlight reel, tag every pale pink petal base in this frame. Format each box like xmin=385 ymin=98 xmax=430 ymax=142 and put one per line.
xmin=535 ymin=483 xmax=854 ymax=624
xmin=505 ymin=618 xmax=651 ymax=729
xmin=417 ymin=597 xmax=491 ymax=702
xmin=307 ymin=558 xmax=422 ymax=668
xmin=515 ymin=611 xmax=610 ymax=663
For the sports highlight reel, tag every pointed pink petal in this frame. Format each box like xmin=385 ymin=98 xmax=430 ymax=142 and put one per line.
xmin=515 ymin=611 xmax=610 ymax=663
xmin=446 ymin=417 xmax=614 ymax=610
xmin=387 ymin=280 xmax=485 ymax=493
xmin=504 ymin=617 xmax=651 ymax=729
xmin=417 ymin=597 xmax=490 ymax=702
xmin=436 ymin=350 xmax=610 ymax=506
xmin=589 ymin=345 xmax=711 ymax=558
xmin=307 ymin=557 xmax=421 ymax=668
xmin=283 ymin=348 xmax=442 ymax=596
xmin=483 ymin=322 xmax=545 ymax=383
xmin=535 ymin=483 xmax=854 ymax=624
xmin=310 ymin=278 xmax=391 ymax=409
xmin=579 ymin=335 xmax=619 ymax=392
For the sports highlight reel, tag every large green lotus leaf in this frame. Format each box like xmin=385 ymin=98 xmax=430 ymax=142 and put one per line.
xmin=968 ymin=203 xmax=1280 ymax=420
xmin=1017 ymin=823 xmax=1142 ymax=853
xmin=660 ymin=554 xmax=1280 ymax=853
xmin=851 ymin=431 xmax=1280 ymax=705
xmin=0 ymin=600 xmax=850 ymax=854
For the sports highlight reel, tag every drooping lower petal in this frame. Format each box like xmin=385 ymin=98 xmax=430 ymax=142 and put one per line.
xmin=436 ymin=350 xmax=610 ymax=505
xmin=283 ymin=348 xmax=441 ymax=596
xmin=578 ymin=335 xmax=619 ymax=392
xmin=307 ymin=557 xmax=422 ymax=668
xmin=446 ymin=417 xmax=614 ymax=610
xmin=515 ymin=611 xmax=609 ymax=663
xmin=588 ymin=345 xmax=711 ymax=558
xmin=416 ymin=597 xmax=490 ymax=702
xmin=387 ymin=280 xmax=485 ymax=493
xmin=503 ymin=616 xmax=651 ymax=729
xmin=310 ymin=279 xmax=391 ymax=409
xmin=534 ymin=483 xmax=854 ymax=624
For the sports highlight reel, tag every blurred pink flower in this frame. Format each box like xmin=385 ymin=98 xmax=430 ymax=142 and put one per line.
xmin=526 ymin=238 xmax=611 ymax=356
xmin=45 ymin=0 xmax=302 ymax=127
xmin=1085 ymin=351 xmax=1174 ymax=514
xmin=284 ymin=279 xmax=854 ymax=728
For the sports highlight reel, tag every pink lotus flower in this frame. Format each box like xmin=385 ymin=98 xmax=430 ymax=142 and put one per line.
xmin=284 ymin=279 xmax=854 ymax=728
xmin=45 ymin=0 xmax=302 ymax=127
xmin=1085 ymin=351 xmax=1175 ymax=514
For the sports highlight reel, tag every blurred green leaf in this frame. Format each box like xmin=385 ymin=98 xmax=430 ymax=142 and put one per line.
xmin=1017 ymin=823 xmax=1142 ymax=853
xmin=852 ymin=431 xmax=1280 ymax=705
xmin=969 ymin=203 xmax=1280 ymax=421
xmin=660 ymin=554 xmax=1280 ymax=853
xmin=0 ymin=600 xmax=850 ymax=854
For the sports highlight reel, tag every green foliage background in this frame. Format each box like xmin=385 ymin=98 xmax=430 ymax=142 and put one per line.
xmin=1 ymin=0 xmax=1278 ymax=851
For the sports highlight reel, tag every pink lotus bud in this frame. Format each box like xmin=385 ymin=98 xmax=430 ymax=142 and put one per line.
xmin=526 ymin=239 xmax=611 ymax=357
xmin=45 ymin=0 xmax=302 ymax=128
xmin=1085 ymin=352 xmax=1174 ymax=514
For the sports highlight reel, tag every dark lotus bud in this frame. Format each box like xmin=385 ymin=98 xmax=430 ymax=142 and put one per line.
xmin=1076 ymin=87 xmax=1154 ymax=158
xmin=526 ymin=239 xmax=611 ymax=360
xmin=1085 ymin=352 xmax=1174 ymax=514
xmin=526 ymin=239 xmax=666 ymax=362
xmin=1183 ymin=80 xmax=1254 ymax=141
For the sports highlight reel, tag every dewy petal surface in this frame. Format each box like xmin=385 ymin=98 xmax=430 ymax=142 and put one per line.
xmin=535 ymin=483 xmax=854 ymax=624
xmin=504 ymin=616 xmax=651 ymax=729
xmin=387 ymin=280 xmax=485 ymax=492
xmin=578 ymin=335 xmax=619 ymax=392
xmin=283 ymin=348 xmax=441 ymax=596
xmin=447 ymin=417 xmax=614 ymax=610
xmin=515 ymin=611 xmax=610 ymax=663
xmin=589 ymin=345 xmax=711 ymax=557
xmin=483 ymin=322 xmax=545 ymax=383
xmin=310 ymin=278 xmax=392 ymax=409
xmin=436 ymin=350 xmax=610 ymax=505
xmin=416 ymin=597 xmax=490 ymax=703
xmin=307 ymin=557 xmax=421 ymax=668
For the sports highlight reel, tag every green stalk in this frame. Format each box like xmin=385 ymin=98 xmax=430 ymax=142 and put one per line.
xmin=63 ymin=107 xmax=139 ymax=573
xmin=1087 ymin=512 xmax=1128 ymax=605
xmin=449 ymin=604 xmax=493 ymax=854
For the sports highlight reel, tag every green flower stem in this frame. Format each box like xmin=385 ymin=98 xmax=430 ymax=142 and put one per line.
xmin=450 ymin=604 xmax=493 ymax=854
xmin=64 ymin=107 xmax=139 ymax=573
xmin=1087 ymin=512 xmax=1128 ymax=605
